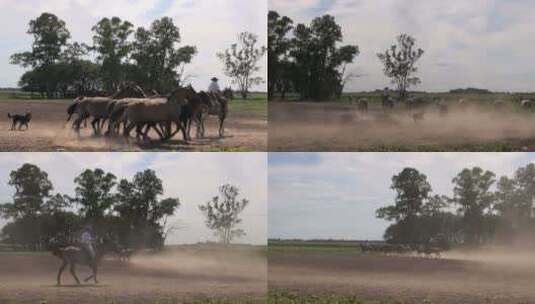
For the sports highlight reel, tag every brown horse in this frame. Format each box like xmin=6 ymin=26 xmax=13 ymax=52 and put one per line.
xmin=195 ymin=91 xmax=229 ymax=138
xmin=52 ymin=239 xmax=119 ymax=285
xmin=68 ymin=85 xmax=147 ymax=135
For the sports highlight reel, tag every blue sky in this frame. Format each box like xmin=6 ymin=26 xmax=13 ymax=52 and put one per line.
xmin=0 ymin=0 xmax=267 ymax=91
xmin=269 ymin=152 xmax=535 ymax=240
xmin=269 ymin=0 xmax=535 ymax=92
xmin=0 ymin=152 xmax=267 ymax=245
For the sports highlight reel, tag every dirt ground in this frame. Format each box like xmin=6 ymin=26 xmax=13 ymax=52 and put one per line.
xmin=269 ymin=101 xmax=535 ymax=151
xmin=0 ymin=100 xmax=266 ymax=151
xmin=269 ymin=250 xmax=535 ymax=304
xmin=0 ymin=249 xmax=267 ymax=303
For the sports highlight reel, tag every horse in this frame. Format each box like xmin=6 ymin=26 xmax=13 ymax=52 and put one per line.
xmin=354 ymin=97 xmax=368 ymax=113
xmin=382 ymin=96 xmax=395 ymax=110
xmin=68 ymin=85 xmax=147 ymax=135
xmin=51 ymin=238 xmax=120 ymax=285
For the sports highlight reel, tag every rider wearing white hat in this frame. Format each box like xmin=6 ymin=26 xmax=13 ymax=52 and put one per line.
xmin=208 ymin=77 xmax=221 ymax=94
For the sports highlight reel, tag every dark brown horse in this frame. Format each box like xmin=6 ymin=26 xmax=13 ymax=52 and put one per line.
xmin=195 ymin=91 xmax=229 ymax=138
xmin=52 ymin=239 xmax=119 ymax=285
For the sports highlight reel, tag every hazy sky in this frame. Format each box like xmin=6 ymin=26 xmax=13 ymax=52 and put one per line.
xmin=0 ymin=0 xmax=267 ymax=91
xmin=269 ymin=152 xmax=535 ymax=240
xmin=0 ymin=153 xmax=267 ymax=245
xmin=269 ymin=0 xmax=535 ymax=92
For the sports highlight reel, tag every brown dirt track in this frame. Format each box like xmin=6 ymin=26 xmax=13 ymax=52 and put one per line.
xmin=269 ymin=101 xmax=535 ymax=151
xmin=0 ymin=100 xmax=266 ymax=151
xmin=269 ymin=251 xmax=535 ymax=304
xmin=0 ymin=249 xmax=266 ymax=303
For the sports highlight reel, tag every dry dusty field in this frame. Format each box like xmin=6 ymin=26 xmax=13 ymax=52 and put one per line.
xmin=0 ymin=99 xmax=266 ymax=152
xmin=269 ymin=249 xmax=535 ymax=304
xmin=269 ymin=101 xmax=535 ymax=151
xmin=0 ymin=247 xmax=267 ymax=303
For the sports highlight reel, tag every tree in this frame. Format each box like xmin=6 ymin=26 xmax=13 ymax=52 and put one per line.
xmin=268 ymin=11 xmax=294 ymax=100
xmin=377 ymin=33 xmax=424 ymax=100
xmin=114 ymin=169 xmax=179 ymax=248
xmin=513 ymin=163 xmax=535 ymax=220
xmin=10 ymin=12 xmax=70 ymax=68
xmin=10 ymin=13 xmax=71 ymax=98
xmin=289 ymin=14 xmax=359 ymax=100
xmin=218 ymin=32 xmax=266 ymax=99
xmin=131 ymin=17 xmax=197 ymax=93
xmin=376 ymin=168 xmax=432 ymax=245
xmin=0 ymin=164 xmax=55 ymax=219
xmin=91 ymin=17 xmax=133 ymax=93
xmin=451 ymin=167 xmax=496 ymax=244
xmin=199 ymin=184 xmax=249 ymax=244
xmin=70 ymin=169 xmax=117 ymax=220
xmin=0 ymin=164 xmax=70 ymax=251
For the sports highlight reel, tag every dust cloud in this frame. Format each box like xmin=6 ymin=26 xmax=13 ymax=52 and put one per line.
xmin=269 ymin=102 xmax=535 ymax=151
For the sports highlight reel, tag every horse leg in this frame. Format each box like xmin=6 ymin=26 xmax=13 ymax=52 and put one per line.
xmin=91 ymin=118 xmax=99 ymax=135
xmin=218 ymin=113 xmax=226 ymax=138
xmin=69 ymin=263 xmax=80 ymax=284
xmin=93 ymin=265 xmax=98 ymax=284
xmin=124 ymin=122 xmax=135 ymax=138
xmin=100 ymin=118 xmax=107 ymax=133
xmin=180 ymin=121 xmax=188 ymax=143
xmin=186 ymin=118 xmax=192 ymax=141
xmin=57 ymin=260 xmax=67 ymax=285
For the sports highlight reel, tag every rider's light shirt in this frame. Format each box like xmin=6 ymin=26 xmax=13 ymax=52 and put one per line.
xmin=208 ymin=81 xmax=221 ymax=93
xmin=81 ymin=231 xmax=93 ymax=244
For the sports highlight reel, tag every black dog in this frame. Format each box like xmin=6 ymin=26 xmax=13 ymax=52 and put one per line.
xmin=8 ymin=112 xmax=32 ymax=131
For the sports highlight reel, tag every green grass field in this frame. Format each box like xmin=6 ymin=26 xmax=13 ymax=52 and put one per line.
xmin=268 ymin=239 xmax=367 ymax=255
xmin=268 ymin=290 xmax=394 ymax=304
xmin=0 ymin=90 xmax=267 ymax=116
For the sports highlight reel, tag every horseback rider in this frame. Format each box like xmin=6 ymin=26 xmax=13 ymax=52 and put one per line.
xmin=208 ymin=77 xmax=221 ymax=94
xmin=80 ymin=225 xmax=95 ymax=262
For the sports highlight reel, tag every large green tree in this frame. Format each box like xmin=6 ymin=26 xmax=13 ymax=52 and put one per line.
xmin=114 ymin=169 xmax=179 ymax=248
xmin=131 ymin=17 xmax=197 ymax=93
xmin=70 ymin=169 xmax=117 ymax=220
xmin=290 ymin=15 xmax=359 ymax=100
xmin=268 ymin=11 xmax=294 ymax=100
xmin=451 ymin=167 xmax=496 ymax=244
xmin=10 ymin=13 xmax=72 ymax=97
xmin=91 ymin=17 xmax=134 ymax=93
xmin=376 ymin=168 xmax=432 ymax=245
xmin=0 ymin=164 xmax=72 ymax=250
xmin=0 ymin=164 xmax=55 ymax=219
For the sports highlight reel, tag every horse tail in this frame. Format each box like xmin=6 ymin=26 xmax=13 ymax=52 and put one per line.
xmin=7 ymin=113 xmax=12 ymax=118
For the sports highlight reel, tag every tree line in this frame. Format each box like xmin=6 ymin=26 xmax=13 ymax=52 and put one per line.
xmin=268 ymin=11 xmax=425 ymax=101
xmin=377 ymin=164 xmax=535 ymax=249
xmin=10 ymin=12 xmax=265 ymax=99
xmin=0 ymin=163 xmax=250 ymax=251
